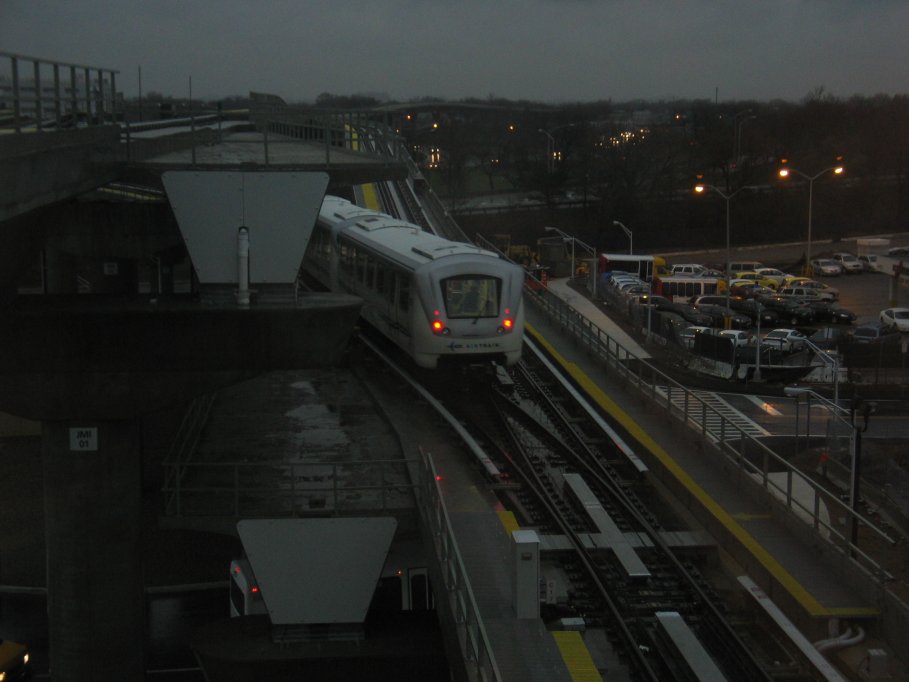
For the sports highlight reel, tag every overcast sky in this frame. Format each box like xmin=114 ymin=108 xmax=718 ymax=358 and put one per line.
xmin=3 ymin=1 xmax=909 ymax=104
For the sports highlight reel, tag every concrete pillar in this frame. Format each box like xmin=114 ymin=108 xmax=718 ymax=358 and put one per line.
xmin=42 ymin=419 xmax=145 ymax=681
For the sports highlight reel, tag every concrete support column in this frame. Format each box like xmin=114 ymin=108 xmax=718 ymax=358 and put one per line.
xmin=42 ymin=419 xmax=145 ymax=681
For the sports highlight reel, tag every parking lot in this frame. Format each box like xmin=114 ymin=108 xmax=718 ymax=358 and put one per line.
xmin=661 ymin=236 xmax=909 ymax=328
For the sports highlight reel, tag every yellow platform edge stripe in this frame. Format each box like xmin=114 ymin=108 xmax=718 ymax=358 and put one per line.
xmin=525 ymin=323 xmax=879 ymax=619
xmin=552 ymin=631 xmax=604 ymax=682
xmin=361 ymin=183 xmax=380 ymax=211
xmin=497 ymin=510 xmax=520 ymax=534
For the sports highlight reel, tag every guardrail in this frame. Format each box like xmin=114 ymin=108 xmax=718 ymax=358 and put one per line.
xmin=162 ymin=458 xmax=417 ymax=518
xmin=0 ymin=51 xmax=119 ymax=132
xmin=419 ymin=449 xmax=502 ymax=682
xmin=522 ymin=278 xmax=896 ymax=582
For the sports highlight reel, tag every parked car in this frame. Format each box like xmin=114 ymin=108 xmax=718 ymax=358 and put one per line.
xmin=664 ymin=302 xmax=713 ymax=326
xmin=779 ymin=277 xmax=839 ymax=300
xmin=719 ymin=329 xmax=754 ymax=346
xmin=679 ymin=325 xmax=711 ymax=349
xmin=670 ymin=263 xmax=708 ymax=277
xmin=880 ymin=307 xmax=909 ymax=332
xmin=729 ymin=260 xmax=764 ymax=274
xmin=628 ymin=293 xmax=670 ymax=318
xmin=731 ymin=270 xmax=780 ymax=289
xmin=777 ymin=287 xmax=825 ymax=304
xmin=858 ymin=254 xmax=878 ymax=271
xmin=852 ymin=322 xmax=901 ymax=344
xmin=753 ymin=267 xmax=791 ymax=288
xmin=688 ymin=295 xmax=728 ymax=307
xmin=727 ymin=296 xmax=779 ymax=327
xmin=809 ymin=258 xmax=843 ymax=277
xmin=805 ymin=300 xmax=857 ymax=324
xmin=887 ymin=246 xmax=909 ymax=257
xmin=729 ymin=280 xmax=773 ymax=298
xmin=762 ymin=328 xmax=807 ymax=352
xmin=831 ymin=252 xmax=863 ymax=274
xmin=694 ymin=303 xmax=752 ymax=329
xmin=756 ymin=295 xmax=816 ymax=325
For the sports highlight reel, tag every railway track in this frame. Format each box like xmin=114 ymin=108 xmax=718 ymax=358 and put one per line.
xmin=372 ymin=335 xmax=817 ymax=682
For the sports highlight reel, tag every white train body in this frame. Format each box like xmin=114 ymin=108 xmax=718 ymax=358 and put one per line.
xmin=306 ymin=196 xmax=524 ymax=368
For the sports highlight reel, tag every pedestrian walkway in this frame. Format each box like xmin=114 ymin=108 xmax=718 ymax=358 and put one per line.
xmin=544 ymin=278 xmax=650 ymax=359
xmin=652 ymin=385 xmax=771 ymax=440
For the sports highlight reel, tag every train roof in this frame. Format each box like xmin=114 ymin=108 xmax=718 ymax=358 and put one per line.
xmin=319 ymin=196 xmax=501 ymax=271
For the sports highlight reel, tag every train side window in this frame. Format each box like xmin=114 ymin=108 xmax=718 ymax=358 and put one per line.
xmin=370 ymin=254 xmax=376 ymax=286
xmin=340 ymin=241 xmax=354 ymax=273
xmin=357 ymin=252 xmax=368 ymax=283
xmin=398 ymin=279 xmax=410 ymax=312
xmin=385 ymin=271 xmax=396 ymax=304
xmin=376 ymin=266 xmax=385 ymax=295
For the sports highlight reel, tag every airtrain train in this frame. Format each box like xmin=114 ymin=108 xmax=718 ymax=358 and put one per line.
xmin=305 ymin=195 xmax=525 ymax=369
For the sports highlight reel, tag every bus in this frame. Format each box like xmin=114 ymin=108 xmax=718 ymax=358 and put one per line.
xmin=652 ymin=276 xmax=726 ymax=302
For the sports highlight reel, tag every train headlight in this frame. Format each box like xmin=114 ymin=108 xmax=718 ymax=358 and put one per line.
xmin=497 ymin=318 xmax=514 ymax=334
xmin=431 ymin=321 xmax=450 ymax=335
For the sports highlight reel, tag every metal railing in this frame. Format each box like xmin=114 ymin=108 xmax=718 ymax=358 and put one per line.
xmin=162 ymin=458 xmax=417 ymax=518
xmin=419 ymin=450 xmax=502 ymax=682
xmin=521 ymin=274 xmax=897 ymax=582
xmin=0 ymin=51 xmax=119 ymax=132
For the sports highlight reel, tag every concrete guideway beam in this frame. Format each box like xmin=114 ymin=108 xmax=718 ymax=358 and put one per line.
xmin=0 ymin=127 xmax=122 ymax=224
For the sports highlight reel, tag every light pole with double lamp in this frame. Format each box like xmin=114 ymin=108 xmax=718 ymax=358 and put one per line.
xmin=784 ymin=387 xmax=872 ymax=556
xmin=778 ymin=159 xmax=845 ymax=275
xmin=693 ymin=182 xmax=754 ymax=312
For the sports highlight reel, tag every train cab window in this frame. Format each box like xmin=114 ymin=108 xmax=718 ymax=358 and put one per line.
xmin=444 ymin=276 xmax=500 ymax=318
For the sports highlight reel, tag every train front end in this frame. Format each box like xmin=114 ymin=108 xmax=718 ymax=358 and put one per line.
xmin=413 ymin=257 xmax=525 ymax=368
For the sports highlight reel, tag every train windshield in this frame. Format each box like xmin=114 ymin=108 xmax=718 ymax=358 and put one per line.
xmin=443 ymin=276 xmax=500 ymax=318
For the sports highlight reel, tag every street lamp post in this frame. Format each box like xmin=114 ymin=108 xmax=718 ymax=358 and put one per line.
xmin=612 ymin=220 xmax=633 ymax=254
xmin=778 ymin=161 xmax=845 ymax=274
xmin=693 ymin=183 xmax=754 ymax=311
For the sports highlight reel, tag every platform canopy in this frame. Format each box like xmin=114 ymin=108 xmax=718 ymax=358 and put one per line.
xmin=162 ymin=170 xmax=328 ymax=286
xmin=237 ymin=517 xmax=397 ymax=626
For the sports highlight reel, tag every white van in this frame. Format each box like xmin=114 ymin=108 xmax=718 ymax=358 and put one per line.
xmin=728 ymin=261 xmax=764 ymax=274
xmin=670 ymin=263 xmax=707 ymax=277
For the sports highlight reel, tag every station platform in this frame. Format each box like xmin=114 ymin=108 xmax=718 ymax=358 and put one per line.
xmin=526 ymin=280 xmax=883 ymax=630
